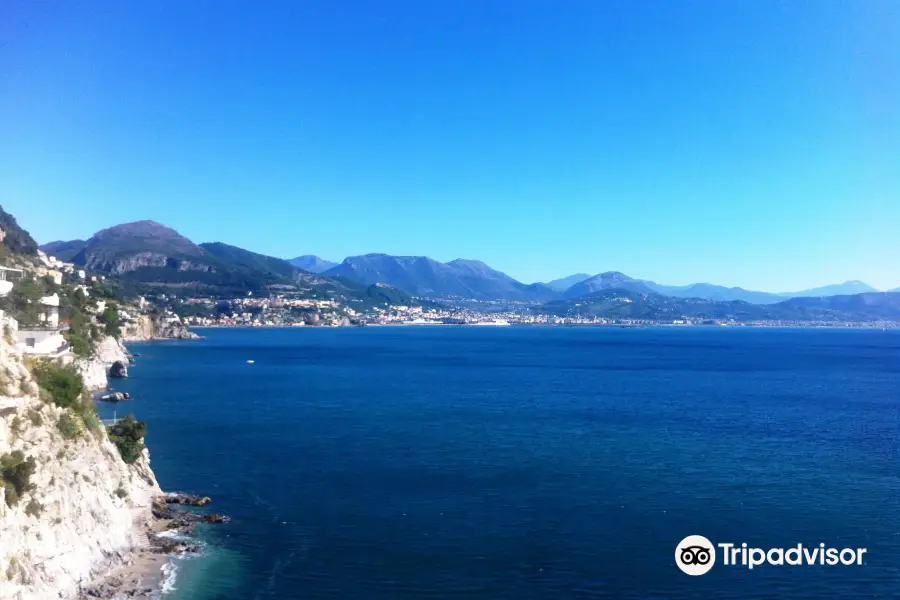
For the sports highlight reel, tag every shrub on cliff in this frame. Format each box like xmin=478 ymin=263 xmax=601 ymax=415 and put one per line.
xmin=0 ymin=451 xmax=36 ymax=507
xmin=56 ymin=413 xmax=80 ymax=439
xmin=24 ymin=498 xmax=42 ymax=517
xmin=59 ymin=287 xmax=97 ymax=357
xmin=32 ymin=361 xmax=85 ymax=409
xmin=107 ymin=415 xmax=146 ymax=464
xmin=0 ymin=277 xmax=45 ymax=325
xmin=100 ymin=303 xmax=121 ymax=337
xmin=63 ymin=312 xmax=94 ymax=357
xmin=31 ymin=361 xmax=103 ymax=440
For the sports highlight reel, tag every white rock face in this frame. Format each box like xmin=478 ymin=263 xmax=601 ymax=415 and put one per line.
xmin=0 ymin=328 xmax=161 ymax=600
xmin=122 ymin=314 xmax=199 ymax=341
xmin=71 ymin=336 xmax=130 ymax=391
xmin=95 ymin=336 xmax=129 ymax=365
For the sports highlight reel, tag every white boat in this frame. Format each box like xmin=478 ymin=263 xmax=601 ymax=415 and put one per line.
xmin=405 ymin=318 xmax=441 ymax=325
xmin=246 ymin=360 xmax=255 ymax=364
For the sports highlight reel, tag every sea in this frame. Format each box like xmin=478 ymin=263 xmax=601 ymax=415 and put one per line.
xmin=97 ymin=326 xmax=900 ymax=599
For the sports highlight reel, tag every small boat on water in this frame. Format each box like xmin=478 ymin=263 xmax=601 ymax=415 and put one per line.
xmin=246 ymin=360 xmax=255 ymax=364
xmin=97 ymin=392 xmax=130 ymax=403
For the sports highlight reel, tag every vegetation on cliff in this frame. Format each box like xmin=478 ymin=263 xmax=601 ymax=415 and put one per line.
xmin=0 ymin=206 xmax=39 ymax=257
xmin=0 ymin=275 xmax=58 ymax=326
xmin=100 ymin=303 xmax=121 ymax=337
xmin=61 ymin=291 xmax=96 ymax=357
xmin=107 ymin=416 xmax=147 ymax=464
xmin=30 ymin=361 xmax=101 ymax=435
xmin=0 ymin=451 xmax=36 ymax=507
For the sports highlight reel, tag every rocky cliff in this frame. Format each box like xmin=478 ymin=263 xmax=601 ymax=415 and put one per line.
xmin=0 ymin=320 xmax=161 ymax=600
xmin=72 ymin=336 xmax=130 ymax=391
xmin=67 ymin=221 xmax=214 ymax=276
xmin=122 ymin=314 xmax=200 ymax=342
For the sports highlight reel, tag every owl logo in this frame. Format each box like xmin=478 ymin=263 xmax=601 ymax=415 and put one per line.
xmin=680 ymin=545 xmax=712 ymax=565
xmin=676 ymin=535 xmax=716 ymax=575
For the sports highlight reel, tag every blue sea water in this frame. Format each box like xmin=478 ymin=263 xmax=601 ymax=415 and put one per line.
xmin=99 ymin=326 xmax=900 ymax=599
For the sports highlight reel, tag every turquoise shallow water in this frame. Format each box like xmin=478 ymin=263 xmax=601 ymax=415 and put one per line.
xmin=100 ymin=326 xmax=900 ymax=599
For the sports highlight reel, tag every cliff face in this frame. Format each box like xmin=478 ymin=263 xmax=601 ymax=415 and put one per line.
xmin=73 ymin=336 xmax=130 ymax=391
xmin=84 ymin=252 xmax=215 ymax=276
xmin=122 ymin=314 xmax=199 ymax=342
xmin=72 ymin=315 xmax=197 ymax=391
xmin=0 ymin=324 xmax=161 ymax=600
xmin=69 ymin=221 xmax=214 ymax=276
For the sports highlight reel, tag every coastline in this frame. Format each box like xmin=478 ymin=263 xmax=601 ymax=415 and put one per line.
xmin=76 ymin=548 xmax=169 ymax=600
xmin=76 ymin=491 xmax=226 ymax=599
xmin=79 ymin=336 xmax=218 ymax=600
xmin=187 ymin=321 xmax=898 ymax=329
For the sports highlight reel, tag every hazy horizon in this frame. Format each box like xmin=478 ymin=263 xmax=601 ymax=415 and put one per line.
xmin=2 ymin=2 xmax=897 ymax=291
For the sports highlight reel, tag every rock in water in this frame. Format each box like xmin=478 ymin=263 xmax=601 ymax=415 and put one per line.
xmin=109 ymin=360 xmax=129 ymax=378
xmin=165 ymin=493 xmax=212 ymax=506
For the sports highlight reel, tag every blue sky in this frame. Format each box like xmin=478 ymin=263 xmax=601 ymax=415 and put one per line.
xmin=1 ymin=1 xmax=897 ymax=291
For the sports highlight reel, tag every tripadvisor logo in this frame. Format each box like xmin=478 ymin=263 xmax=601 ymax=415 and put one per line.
xmin=675 ymin=535 xmax=867 ymax=575
xmin=676 ymin=535 xmax=716 ymax=575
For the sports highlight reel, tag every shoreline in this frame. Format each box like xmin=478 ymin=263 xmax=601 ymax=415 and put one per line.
xmin=76 ymin=548 xmax=169 ymax=600
xmin=80 ymin=336 xmax=219 ymax=600
xmin=187 ymin=322 xmax=900 ymax=329
xmin=77 ymin=495 xmax=225 ymax=599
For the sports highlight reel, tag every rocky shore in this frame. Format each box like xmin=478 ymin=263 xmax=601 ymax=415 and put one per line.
xmin=73 ymin=330 xmax=221 ymax=600
xmin=0 ymin=310 xmax=210 ymax=600
xmin=121 ymin=314 xmax=201 ymax=342
xmin=77 ymin=494 xmax=228 ymax=599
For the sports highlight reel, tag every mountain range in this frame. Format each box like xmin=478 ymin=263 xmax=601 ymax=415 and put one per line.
xmin=546 ymin=273 xmax=882 ymax=304
xmin=38 ymin=221 xmax=894 ymax=318
xmin=541 ymin=288 xmax=900 ymax=322
xmin=287 ymin=255 xmax=338 ymax=273
xmin=777 ymin=281 xmax=879 ymax=297
xmin=38 ymin=221 xmax=414 ymax=306
xmin=322 ymin=254 xmax=558 ymax=302
xmin=319 ymin=255 xmax=887 ymax=306
xmin=541 ymin=273 xmax=591 ymax=291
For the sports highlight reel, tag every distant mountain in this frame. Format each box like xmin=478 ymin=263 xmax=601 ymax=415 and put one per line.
xmin=541 ymin=289 xmax=900 ymax=322
xmin=39 ymin=239 xmax=87 ymax=262
xmin=0 ymin=205 xmax=39 ymax=256
xmin=288 ymin=255 xmax=337 ymax=273
xmin=541 ymin=273 xmax=591 ymax=292
xmin=778 ymin=281 xmax=879 ymax=297
xmin=201 ymin=242 xmax=300 ymax=280
xmin=324 ymin=254 xmax=557 ymax=301
xmin=544 ymin=289 xmax=771 ymax=320
xmin=563 ymin=272 xmax=656 ymax=299
xmin=773 ymin=292 xmax=900 ymax=321
xmin=641 ymin=281 xmax=784 ymax=304
xmin=44 ymin=221 xmax=413 ymax=304
xmin=65 ymin=220 xmax=210 ymax=275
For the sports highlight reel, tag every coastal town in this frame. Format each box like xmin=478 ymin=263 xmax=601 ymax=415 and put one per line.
xmin=3 ymin=248 xmax=895 ymax=340
xmin=174 ymin=293 xmax=899 ymax=329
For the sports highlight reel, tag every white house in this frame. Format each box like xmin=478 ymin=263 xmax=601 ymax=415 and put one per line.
xmin=0 ymin=266 xmax=24 ymax=298
xmin=16 ymin=329 xmax=69 ymax=356
xmin=39 ymin=293 xmax=60 ymax=328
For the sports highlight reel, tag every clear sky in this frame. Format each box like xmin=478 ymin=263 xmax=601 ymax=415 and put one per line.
xmin=1 ymin=1 xmax=898 ymax=291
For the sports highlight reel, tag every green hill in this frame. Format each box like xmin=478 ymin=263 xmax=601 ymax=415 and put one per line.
xmin=540 ymin=289 xmax=900 ymax=322
xmin=0 ymin=205 xmax=39 ymax=256
xmin=37 ymin=220 xmax=415 ymax=306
